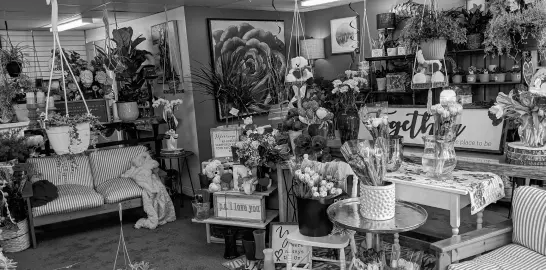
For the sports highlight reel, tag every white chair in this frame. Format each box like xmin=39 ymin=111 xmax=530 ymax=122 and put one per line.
xmin=286 ymin=161 xmax=358 ymax=270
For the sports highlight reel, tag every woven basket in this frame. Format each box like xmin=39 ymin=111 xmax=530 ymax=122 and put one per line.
xmin=359 ymin=182 xmax=396 ymax=220
xmin=0 ymin=219 xmax=31 ymax=252
xmin=420 ymin=39 xmax=447 ymax=60
xmin=466 ymin=33 xmax=483 ymax=50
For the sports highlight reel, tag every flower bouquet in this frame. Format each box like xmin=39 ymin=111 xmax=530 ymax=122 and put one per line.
xmin=292 ymin=133 xmax=332 ymax=162
xmin=235 ymin=126 xmax=291 ymax=169
xmin=331 ymin=76 xmax=366 ymax=111
xmin=288 ymin=156 xmax=346 ymax=236
xmin=297 ymin=101 xmax=335 ymax=137
xmin=489 ymin=89 xmax=546 ymax=148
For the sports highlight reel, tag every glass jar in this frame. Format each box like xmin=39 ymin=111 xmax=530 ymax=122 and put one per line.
xmin=518 ymin=124 xmax=546 ymax=148
xmin=422 ymin=136 xmax=457 ymax=180
xmin=337 ymin=109 xmax=360 ymax=144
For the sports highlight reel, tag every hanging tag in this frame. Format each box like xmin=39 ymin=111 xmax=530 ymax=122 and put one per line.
xmin=229 ymin=108 xmax=239 ymax=116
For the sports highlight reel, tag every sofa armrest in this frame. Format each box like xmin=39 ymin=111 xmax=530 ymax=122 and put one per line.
xmin=432 ymin=220 xmax=513 ymax=270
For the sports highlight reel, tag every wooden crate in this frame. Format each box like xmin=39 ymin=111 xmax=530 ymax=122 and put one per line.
xmin=213 ymin=191 xmax=266 ymax=223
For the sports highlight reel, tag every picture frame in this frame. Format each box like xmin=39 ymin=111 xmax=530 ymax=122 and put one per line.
xmin=330 ymin=16 xmax=359 ymax=54
xmin=210 ymin=127 xmax=241 ymax=160
xmin=151 ymin=21 xmax=184 ymax=94
xmin=232 ymin=164 xmax=249 ymax=192
xmin=207 ymin=19 xmax=287 ymax=121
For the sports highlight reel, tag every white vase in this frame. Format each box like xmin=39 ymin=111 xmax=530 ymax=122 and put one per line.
xmin=166 ymin=136 xmax=178 ymax=150
xmin=359 ymin=182 xmax=396 ymax=220
xmin=372 ymin=49 xmax=384 ymax=57
xmin=387 ymin=48 xmax=398 ymax=56
xmin=376 ymin=78 xmax=387 ymax=91
xmin=46 ymin=122 xmax=91 ymax=155
xmin=397 ymin=46 xmax=407 ymax=55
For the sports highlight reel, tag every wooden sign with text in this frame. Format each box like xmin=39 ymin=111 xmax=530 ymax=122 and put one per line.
xmin=359 ymin=106 xmax=504 ymax=153
xmin=210 ymin=127 xmax=240 ymax=159
xmin=213 ymin=192 xmax=266 ymax=223
xmin=269 ymin=223 xmax=311 ymax=264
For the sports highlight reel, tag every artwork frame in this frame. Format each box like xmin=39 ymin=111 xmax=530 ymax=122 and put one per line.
xmin=330 ymin=16 xmax=359 ymax=54
xmin=151 ymin=20 xmax=184 ymax=94
xmin=207 ymin=19 xmax=287 ymax=121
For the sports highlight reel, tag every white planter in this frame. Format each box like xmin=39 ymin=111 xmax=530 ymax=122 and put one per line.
xmin=359 ymin=182 xmax=395 ymax=220
xmin=12 ymin=104 xmax=29 ymax=122
xmin=46 ymin=122 xmax=91 ymax=155
xmin=116 ymin=102 xmax=139 ymax=121
xmin=166 ymin=136 xmax=178 ymax=150
xmin=376 ymin=78 xmax=387 ymax=91
xmin=386 ymin=48 xmax=398 ymax=56
xmin=420 ymin=39 xmax=447 ymax=60
xmin=372 ymin=49 xmax=384 ymax=57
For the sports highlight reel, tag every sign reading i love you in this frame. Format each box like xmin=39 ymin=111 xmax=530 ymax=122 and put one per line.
xmin=269 ymin=223 xmax=311 ymax=264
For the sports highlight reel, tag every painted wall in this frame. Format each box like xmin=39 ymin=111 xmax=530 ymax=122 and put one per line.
xmin=184 ymin=6 xmax=298 ymax=161
xmin=85 ymin=7 xmax=200 ymax=195
xmin=304 ymin=0 xmax=466 ymax=80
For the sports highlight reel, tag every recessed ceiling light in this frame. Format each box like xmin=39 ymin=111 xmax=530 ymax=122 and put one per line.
xmin=45 ymin=18 xmax=94 ymax=32
xmin=301 ymin=0 xmax=340 ymax=7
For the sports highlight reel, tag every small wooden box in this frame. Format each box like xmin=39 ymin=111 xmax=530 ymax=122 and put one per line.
xmin=213 ymin=192 xmax=266 ymax=223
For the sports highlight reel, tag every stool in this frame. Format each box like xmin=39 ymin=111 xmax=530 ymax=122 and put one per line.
xmin=286 ymin=230 xmax=352 ymax=270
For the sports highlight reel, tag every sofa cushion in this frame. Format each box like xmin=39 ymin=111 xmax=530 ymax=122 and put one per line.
xmin=512 ymin=186 xmax=546 ymax=256
xmin=96 ymin=178 xmax=142 ymax=204
xmin=32 ymin=184 xmax=104 ymax=217
xmin=448 ymin=244 xmax=546 ymax=270
xmin=27 ymin=155 xmax=94 ymax=188
xmin=89 ymin=145 xmax=147 ymax=187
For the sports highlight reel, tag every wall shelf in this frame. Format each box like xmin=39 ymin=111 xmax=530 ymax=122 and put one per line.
xmin=451 ymin=82 xmax=521 ymax=86
xmin=365 ymin=55 xmax=415 ymax=61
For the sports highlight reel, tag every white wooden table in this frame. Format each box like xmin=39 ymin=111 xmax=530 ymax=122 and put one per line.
xmin=387 ymin=178 xmax=483 ymax=238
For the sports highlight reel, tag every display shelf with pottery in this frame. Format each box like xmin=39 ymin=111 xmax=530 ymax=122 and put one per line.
xmin=505 ymin=142 xmax=546 ymax=166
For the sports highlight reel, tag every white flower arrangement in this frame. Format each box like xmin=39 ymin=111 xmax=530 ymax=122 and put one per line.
xmin=152 ymin=98 xmax=183 ymax=130
xmin=294 ymin=165 xmax=343 ymax=199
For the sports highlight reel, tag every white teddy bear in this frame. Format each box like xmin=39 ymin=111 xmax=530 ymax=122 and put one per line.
xmin=285 ymin=56 xmax=313 ymax=83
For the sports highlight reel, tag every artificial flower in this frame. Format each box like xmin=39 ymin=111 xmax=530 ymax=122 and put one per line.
xmin=95 ymin=71 xmax=108 ymax=84
xmin=332 ymin=79 xmax=342 ymax=88
xmin=313 ymin=192 xmax=320 ymax=197
xmin=311 ymin=136 xmax=327 ymax=151
xmin=320 ymin=191 xmax=328 ymax=197
xmin=295 ymin=134 xmax=312 ymax=149
xmin=257 ymin=127 xmax=265 ymax=135
xmin=316 ymin=107 xmax=328 ymax=120
xmin=489 ymin=104 xmax=505 ymax=119
xmin=92 ymin=85 xmax=99 ymax=91
xmin=80 ymin=70 xmax=94 ymax=87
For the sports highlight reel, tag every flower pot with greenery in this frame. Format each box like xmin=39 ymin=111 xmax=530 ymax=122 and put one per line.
xmin=478 ymin=68 xmax=490 ymax=83
xmin=374 ymin=68 xmax=387 ymax=91
xmin=371 ymin=37 xmax=385 ymax=57
xmin=152 ymin=98 xmax=183 ymax=150
xmin=95 ymin=27 xmax=154 ymax=122
xmin=492 ymin=67 xmax=506 ymax=82
xmin=462 ymin=4 xmax=492 ymax=50
xmin=385 ymin=40 xmax=398 ymax=56
xmin=0 ymin=43 xmax=29 ymax=78
xmin=451 ymin=67 xmax=465 ymax=83
xmin=42 ymin=112 xmax=101 ymax=155
xmin=8 ymin=75 xmax=36 ymax=122
xmin=485 ymin=0 xmax=546 ymax=59
xmin=467 ymin=66 xmax=478 ymax=83
xmin=510 ymin=65 xmax=522 ymax=82
xmin=402 ymin=6 xmax=467 ymax=60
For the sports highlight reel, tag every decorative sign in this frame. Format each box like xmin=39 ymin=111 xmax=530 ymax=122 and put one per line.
xmin=210 ymin=127 xmax=240 ymax=159
xmin=358 ymin=106 xmax=504 ymax=153
xmin=54 ymin=99 xmax=110 ymax=123
xmin=213 ymin=192 xmax=265 ymax=222
xmin=269 ymin=223 xmax=311 ymax=264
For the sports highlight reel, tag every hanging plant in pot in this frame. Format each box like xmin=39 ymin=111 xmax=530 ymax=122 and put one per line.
xmin=95 ymin=27 xmax=153 ymax=121
xmin=288 ymin=156 xmax=346 ymax=237
xmin=401 ymin=6 xmax=467 ymax=60
xmin=0 ymin=42 xmax=29 ymax=78
xmin=461 ymin=4 xmax=492 ymax=50
xmin=41 ymin=112 xmax=102 ymax=155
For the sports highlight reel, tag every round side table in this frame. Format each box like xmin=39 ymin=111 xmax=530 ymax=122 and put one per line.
xmin=156 ymin=151 xmax=195 ymax=213
xmin=327 ymin=198 xmax=428 ymax=269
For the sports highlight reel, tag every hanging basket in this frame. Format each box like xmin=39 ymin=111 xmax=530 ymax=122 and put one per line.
xmin=46 ymin=122 xmax=91 ymax=155
xmin=420 ymin=39 xmax=447 ymax=60
xmin=0 ymin=219 xmax=31 ymax=253
xmin=5 ymin=62 xmax=22 ymax=78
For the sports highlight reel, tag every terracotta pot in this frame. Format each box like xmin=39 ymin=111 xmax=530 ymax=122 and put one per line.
xmin=116 ymin=102 xmax=139 ymax=121
xmin=493 ymin=73 xmax=506 ymax=82
xmin=452 ymin=75 xmax=463 ymax=84
xmin=511 ymin=73 xmax=522 ymax=83
xmin=479 ymin=74 xmax=490 ymax=83
xmin=466 ymin=74 xmax=477 ymax=83
xmin=420 ymin=39 xmax=447 ymax=60
xmin=46 ymin=122 xmax=90 ymax=155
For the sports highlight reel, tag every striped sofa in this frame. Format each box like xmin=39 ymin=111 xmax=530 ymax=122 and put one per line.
xmin=24 ymin=146 xmax=148 ymax=248
xmin=432 ymin=186 xmax=546 ymax=270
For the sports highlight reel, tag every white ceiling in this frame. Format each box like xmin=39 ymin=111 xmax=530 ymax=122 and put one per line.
xmin=0 ymin=0 xmax=363 ymax=31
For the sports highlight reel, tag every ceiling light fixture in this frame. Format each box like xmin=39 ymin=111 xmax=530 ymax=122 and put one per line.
xmin=45 ymin=18 xmax=94 ymax=32
xmin=301 ymin=0 xmax=340 ymax=7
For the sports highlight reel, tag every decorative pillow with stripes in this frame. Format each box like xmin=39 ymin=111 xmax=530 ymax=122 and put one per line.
xmin=512 ymin=186 xmax=546 ymax=256
xmin=89 ymin=145 xmax=147 ymax=187
xmin=27 ymin=155 xmax=94 ymax=188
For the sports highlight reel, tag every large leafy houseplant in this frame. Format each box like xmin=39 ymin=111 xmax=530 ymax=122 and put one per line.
xmin=484 ymin=0 xmax=546 ymax=59
xmin=95 ymin=27 xmax=151 ymax=103
xmin=461 ymin=4 xmax=492 ymax=49
xmin=401 ymin=6 xmax=467 ymax=59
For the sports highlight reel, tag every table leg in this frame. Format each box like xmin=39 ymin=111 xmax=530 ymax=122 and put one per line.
xmin=450 ymin=195 xmax=461 ymax=237
xmin=525 ymin=178 xmax=531 ymax=186
xmin=206 ymin=224 xmax=211 ymax=244
xmin=185 ymin=157 xmax=195 ymax=195
xmin=177 ymin=158 xmax=184 ymax=208
xmin=339 ymin=247 xmax=346 ymax=270
xmin=477 ymin=210 xmax=484 ymax=230
xmin=365 ymin=233 xmax=373 ymax=249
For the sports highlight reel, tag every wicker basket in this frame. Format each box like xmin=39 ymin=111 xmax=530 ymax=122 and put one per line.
xmin=0 ymin=219 xmax=31 ymax=252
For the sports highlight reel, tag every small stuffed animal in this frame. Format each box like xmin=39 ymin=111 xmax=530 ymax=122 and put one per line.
xmin=122 ymin=152 xmax=160 ymax=194
xmin=285 ymin=56 xmax=313 ymax=83
xmin=220 ymin=170 xmax=234 ymax=191
xmin=241 ymin=176 xmax=258 ymax=195
xmin=203 ymin=160 xmax=226 ymax=192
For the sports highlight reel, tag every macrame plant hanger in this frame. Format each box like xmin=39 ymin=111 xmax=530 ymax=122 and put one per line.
xmin=45 ymin=0 xmax=90 ymax=120
xmin=409 ymin=0 xmax=448 ymax=113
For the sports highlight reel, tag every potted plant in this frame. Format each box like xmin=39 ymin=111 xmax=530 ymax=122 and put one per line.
xmin=0 ymin=42 xmax=29 ymax=78
xmin=8 ymin=75 xmax=36 ymax=122
xmin=371 ymin=36 xmax=385 ymax=57
xmin=41 ymin=112 xmax=102 ymax=155
xmin=467 ymin=66 xmax=478 ymax=83
xmin=492 ymin=67 xmax=507 ymax=82
xmin=461 ymin=4 xmax=492 ymax=50
xmin=375 ymin=68 xmax=387 ymax=91
xmin=385 ymin=40 xmax=398 ymax=56
xmin=397 ymin=39 xmax=409 ymax=55
xmin=451 ymin=67 xmax=465 ymax=84
xmin=95 ymin=27 xmax=153 ymax=121
xmin=510 ymin=65 xmax=522 ymax=82
xmin=152 ymin=98 xmax=183 ymax=150
xmin=478 ymin=68 xmax=490 ymax=83
xmin=484 ymin=0 xmax=546 ymax=58
xmin=402 ymin=6 xmax=467 ymax=60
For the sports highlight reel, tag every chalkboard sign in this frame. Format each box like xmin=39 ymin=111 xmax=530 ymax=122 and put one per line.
xmin=269 ymin=222 xmax=311 ymax=264
xmin=54 ymin=99 xmax=110 ymax=123
xmin=210 ymin=127 xmax=240 ymax=159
